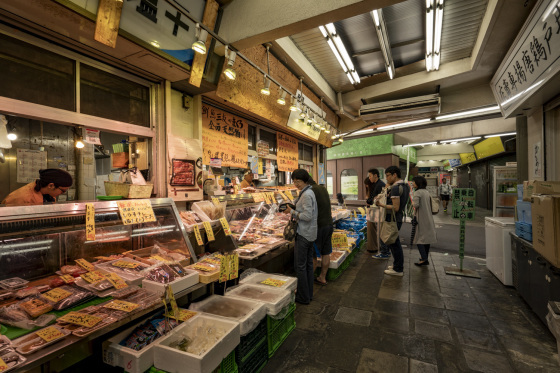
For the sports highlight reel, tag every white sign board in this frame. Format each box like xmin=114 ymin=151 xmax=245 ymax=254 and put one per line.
xmin=16 ymin=149 xmax=47 ymax=184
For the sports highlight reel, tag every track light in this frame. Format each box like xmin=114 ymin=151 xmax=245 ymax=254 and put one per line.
xmin=277 ymin=90 xmax=287 ymax=105
xmin=338 ymin=137 xmax=344 ymax=142
xmin=7 ymin=128 xmax=17 ymax=141
xmin=300 ymin=107 xmax=307 ymax=118
xmin=325 ymin=127 xmax=331 ymax=134
xmin=331 ymin=134 xmax=337 ymax=139
xmin=192 ymin=24 xmax=208 ymax=55
xmin=289 ymin=96 xmax=298 ymax=111
xmin=223 ymin=46 xmax=237 ymax=80
xmin=261 ymin=76 xmax=271 ymax=95
xmin=75 ymin=137 xmax=85 ymax=149
xmin=307 ymin=113 xmax=314 ymax=124
xmin=320 ymin=122 xmax=326 ymax=131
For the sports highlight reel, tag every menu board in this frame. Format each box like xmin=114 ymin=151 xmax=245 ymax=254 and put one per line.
xmin=202 ymin=104 xmax=248 ymax=168
xmin=16 ymin=148 xmax=48 ymax=184
xmin=117 ymin=200 xmax=156 ymax=225
xmin=277 ymin=133 xmax=298 ymax=172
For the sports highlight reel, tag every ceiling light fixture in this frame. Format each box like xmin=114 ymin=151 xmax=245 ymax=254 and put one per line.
xmin=261 ymin=76 xmax=271 ymax=95
xmin=300 ymin=106 xmax=307 ymax=118
xmin=338 ymin=137 xmax=344 ymax=142
xmin=7 ymin=127 xmax=17 ymax=141
xmin=192 ymin=23 xmax=208 ymax=54
xmin=426 ymin=0 xmax=444 ymax=71
xmin=325 ymin=127 xmax=331 ymax=134
xmin=403 ymin=142 xmax=437 ymax=147
xmin=440 ymin=136 xmax=481 ymax=143
xmin=435 ymin=105 xmax=500 ymax=120
xmin=223 ymin=46 xmax=237 ymax=80
xmin=379 ymin=118 xmax=431 ymax=131
xmin=277 ymin=90 xmax=287 ymax=105
xmin=484 ymin=132 xmax=516 ymax=138
xmin=319 ymin=23 xmax=360 ymax=84
xmin=371 ymin=9 xmax=396 ymax=79
xmin=289 ymin=96 xmax=299 ymax=111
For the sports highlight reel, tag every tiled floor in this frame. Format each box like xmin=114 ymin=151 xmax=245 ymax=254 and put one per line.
xmin=264 ymin=249 xmax=560 ymax=373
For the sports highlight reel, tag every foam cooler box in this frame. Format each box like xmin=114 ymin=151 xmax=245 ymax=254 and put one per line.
xmin=239 ymin=273 xmax=297 ymax=293
xmin=142 ymin=269 xmax=199 ymax=296
xmin=225 ymin=284 xmax=291 ymax=316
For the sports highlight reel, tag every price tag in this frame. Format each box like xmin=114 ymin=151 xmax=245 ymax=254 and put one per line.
xmin=229 ymin=253 xmax=239 ymax=280
xmin=36 ymin=326 xmax=65 ymax=342
xmin=104 ymin=300 xmax=139 ymax=313
xmin=59 ymin=275 xmax=75 ymax=284
xmin=285 ymin=192 xmax=294 ymax=201
xmin=218 ymin=255 xmax=228 ymax=283
xmin=233 ymin=185 xmax=239 ymax=194
xmin=81 ymin=270 xmax=106 ymax=283
xmin=260 ymin=278 xmax=287 ymax=287
xmin=116 ymin=200 xmax=156 ymax=225
xmin=75 ymin=259 xmax=94 ymax=271
xmin=331 ymin=233 xmax=349 ymax=249
xmin=42 ymin=287 xmax=72 ymax=303
xmin=112 ymin=260 xmax=140 ymax=269
xmin=166 ymin=308 xmax=197 ymax=322
xmin=58 ymin=312 xmax=103 ymax=327
xmin=193 ymin=225 xmax=204 ymax=245
xmin=211 ymin=197 xmax=221 ymax=207
xmin=105 ymin=272 xmax=128 ymax=289
xmin=253 ymin=193 xmax=265 ymax=203
xmin=150 ymin=255 xmax=170 ymax=263
xmin=86 ymin=203 xmax=95 ymax=241
xmin=358 ymin=207 xmax=366 ymax=216
xmin=219 ymin=218 xmax=231 ymax=236
xmin=203 ymin=221 xmax=215 ymax=241
xmin=0 ymin=357 xmax=7 ymax=372
xmin=269 ymin=192 xmax=277 ymax=203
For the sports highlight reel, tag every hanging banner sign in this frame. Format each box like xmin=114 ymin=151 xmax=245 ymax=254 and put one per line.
xmin=277 ymin=133 xmax=299 ymax=172
xmin=84 ymin=129 xmax=101 ymax=145
xmin=202 ymin=104 xmax=248 ymax=168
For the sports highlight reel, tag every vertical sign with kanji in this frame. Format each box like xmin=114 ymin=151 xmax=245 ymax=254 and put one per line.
xmin=85 ymin=203 xmax=95 ymax=241
xmin=452 ymin=188 xmax=476 ymax=270
xmin=276 ymin=133 xmax=299 ymax=172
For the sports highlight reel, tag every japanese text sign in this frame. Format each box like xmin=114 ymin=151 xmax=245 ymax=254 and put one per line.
xmin=193 ymin=225 xmax=204 ymax=245
xmin=36 ymin=326 xmax=65 ymax=342
xmin=220 ymin=218 xmax=231 ymax=235
xmin=276 ymin=133 xmax=299 ymax=172
xmin=86 ymin=203 xmax=95 ymax=241
xmin=75 ymin=259 xmax=94 ymax=272
xmin=452 ymin=188 xmax=477 ymax=221
xmin=117 ymin=200 xmax=156 ymax=225
xmin=42 ymin=288 xmax=72 ymax=303
xmin=203 ymin=221 xmax=215 ymax=241
xmin=58 ymin=312 xmax=103 ymax=328
xmin=104 ymin=300 xmax=139 ymax=313
xmin=331 ymin=232 xmax=349 ymax=249
xmin=260 ymin=278 xmax=286 ymax=287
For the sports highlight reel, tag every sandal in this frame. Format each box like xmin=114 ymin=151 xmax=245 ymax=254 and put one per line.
xmin=314 ymin=279 xmax=327 ymax=286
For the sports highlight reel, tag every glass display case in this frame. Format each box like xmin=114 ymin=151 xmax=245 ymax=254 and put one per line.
xmin=0 ymin=198 xmax=197 ymax=282
xmin=493 ymin=166 xmax=518 ymax=217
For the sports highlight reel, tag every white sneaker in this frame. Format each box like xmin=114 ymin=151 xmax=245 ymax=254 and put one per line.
xmin=384 ymin=269 xmax=404 ymax=277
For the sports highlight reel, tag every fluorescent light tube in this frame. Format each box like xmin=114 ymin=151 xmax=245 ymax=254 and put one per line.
xmin=380 ymin=118 xmax=431 ymax=130
xmin=440 ymin=136 xmax=481 ymax=143
xmin=346 ymin=72 xmax=355 ymax=84
xmin=326 ymin=23 xmax=337 ymax=35
xmin=319 ymin=26 xmax=328 ymax=38
xmin=372 ymin=10 xmax=380 ymax=27
xmin=387 ymin=65 xmax=394 ymax=79
xmin=484 ymin=132 xmax=516 ymax=138
xmin=327 ymin=39 xmax=348 ymax=72
xmin=435 ymin=106 xmax=500 ymax=120
xmin=403 ymin=142 xmax=437 ymax=147
xmin=434 ymin=4 xmax=443 ymax=54
xmin=333 ymin=35 xmax=355 ymax=71
xmin=351 ymin=70 xmax=360 ymax=83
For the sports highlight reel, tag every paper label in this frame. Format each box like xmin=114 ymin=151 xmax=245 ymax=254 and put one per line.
xmin=42 ymin=288 xmax=73 ymax=303
xmin=59 ymin=275 xmax=75 ymax=284
xmin=80 ymin=270 xmax=106 ymax=284
xmin=229 ymin=253 xmax=238 ymax=280
xmin=332 ymin=233 xmax=349 ymax=249
xmin=219 ymin=255 xmax=228 ymax=283
xmin=233 ymin=185 xmax=239 ymax=194
xmin=166 ymin=308 xmax=197 ymax=322
xmin=36 ymin=326 xmax=65 ymax=342
xmin=193 ymin=225 xmax=204 ymax=245
xmin=219 ymin=218 xmax=231 ymax=236
xmin=75 ymin=259 xmax=94 ymax=271
xmin=116 ymin=200 xmax=156 ymax=225
xmin=260 ymin=278 xmax=287 ymax=287
xmin=150 ymin=255 xmax=170 ymax=263
xmin=263 ymin=193 xmax=272 ymax=204
xmin=253 ymin=193 xmax=265 ymax=203
xmin=211 ymin=197 xmax=221 ymax=207
xmin=279 ymin=191 xmax=288 ymax=201
xmin=166 ymin=285 xmax=179 ymax=320
xmin=269 ymin=192 xmax=277 ymax=203
xmin=353 ymin=210 xmax=357 ymax=218
xmin=112 ymin=260 xmax=140 ymax=269
xmin=58 ymin=312 xmax=103 ymax=327
xmin=104 ymin=300 xmax=139 ymax=313
xmin=105 ymin=272 xmax=128 ymax=289
xmin=358 ymin=207 xmax=366 ymax=216
xmin=86 ymin=203 xmax=95 ymax=241
xmin=0 ymin=358 xmax=7 ymax=372
xmin=203 ymin=221 xmax=215 ymax=241
xmin=192 ymin=263 xmax=215 ymax=272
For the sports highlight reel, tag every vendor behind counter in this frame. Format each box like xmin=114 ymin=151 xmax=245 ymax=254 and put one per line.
xmin=1 ymin=168 xmax=73 ymax=206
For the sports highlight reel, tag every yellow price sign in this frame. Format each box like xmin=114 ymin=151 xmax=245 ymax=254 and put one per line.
xmin=150 ymin=255 xmax=170 ymax=263
xmin=260 ymin=278 xmax=287 ymax=287
xmin=233 ymin=185 xmax=239 ymax=194
xmin=331 ymin=233 xmax=349 ymax=249
xmin=229 ymin=253 xmax=239 ymax=280
xmin=59 ymin=275 xmax=75 ymax=284
xmin=105 ymin=272 xmax=128 ymax=289
xmin=0 ymin=357 xmax=7 ymax=372
xmin=112 ymin=260 xmax=140 ymax=269
xmin=117 ymin=200 xmax=156 ymax=225
xmin=219 ymin=218 xmax=231 ymax=236
xmin=166 ymin=308 xmax=197 ymax=322
xmin=86 ymin=203 xmax=95 ymax=241
xmin=211 ymin=197 xmax=221 ymax=207
xmin=278 ymin=191 xmax=288 ymax=201
xmin=42 ymin=287 xmax=72 ymax=303
xmin=285 ymin=192 xmax=294 ymax=201
xmin=358 ymin=207 xmax=366 ymax=216
xmin=58 ymin=312 xmax=103 ymax=328
xmin=268 ymin=192 xmax=277 ymax=203
xmin=219 ymin=255 xmax=228 ymax=283
xmin=352 ymin=210 xmax=358 ymax=218
xmin=36 ymin=326 xmax=65 ymax=342
xmin=193 ymin=225 xmax=204 ymax=245
xmin=253 ymin=193 xmax=265 ymax=203
xmin=203 ymin=221 xmax=215 ymax=242
xmin=263 ymin=193 xmax=272 ymax=204
xmin=166 ymin=286 xmax=179 ymax=320
xmin=75 ymin=258 xmax=94 ymax=271
xmin=81 ymin=270 xmax=106 ymax=284
xmin=104 ymin=300 xmax=139 ymax=313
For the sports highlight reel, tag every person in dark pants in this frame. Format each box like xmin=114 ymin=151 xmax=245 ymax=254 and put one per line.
xmin=310 ymin=179 xmax=334 ymax=285
xmin=412 ymin=176 xmax=437 ymax=266
xmin=375 ymin=166 xmax=409 ymax=276
xmin=284 ymin=169 xmax=318 ymax=304
xmin=366 ymin=168 xmax=388 ymax=256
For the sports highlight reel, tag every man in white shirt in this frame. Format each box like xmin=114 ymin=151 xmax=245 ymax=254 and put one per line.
xmin=438 ymin=178 xmax=452 ymax=213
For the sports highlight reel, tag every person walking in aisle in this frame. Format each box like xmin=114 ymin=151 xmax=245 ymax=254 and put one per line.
xmin=367 ymin=169 xmax=390 ymax=258
xmin=309 ymin=179 xmax=333 ymax=286
xmin=375 ymin=166 xmax=409 ymax=276
xmin=438 ymin=178 xmax=452 ymax=213
xmin=284 ymin=169 xmax=318 ymax=304
xmin=411 ymin=176 xmax=437 ymax=266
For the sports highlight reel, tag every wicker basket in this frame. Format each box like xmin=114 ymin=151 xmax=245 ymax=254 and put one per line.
xmin=104 ymin=182 xmax=153 ymax=199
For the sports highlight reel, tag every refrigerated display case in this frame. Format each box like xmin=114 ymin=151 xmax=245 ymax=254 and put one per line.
xmin=493 ymin=165 xmax=518 ymax=217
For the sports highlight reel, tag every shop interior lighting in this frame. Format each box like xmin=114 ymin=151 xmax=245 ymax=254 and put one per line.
xmin=260 ymin=76 xmax=271 ymax=95
xmin=440 ymin=136 xmax=481 ymax=143
xmin=277 ymin=90 xmax=287 ymax=105
xmin=7 ymin=127 xmax=17 ymax=141
xmin=75 ymin=137 xmax=85 ymax=149
xmin=192 ymin=24 xmax=208 ymax=54
xmin=223 ymin=46 xmax=237 ymax=80
xmin=426 ymin=0 xmax=444 ymax=71
xmin=484 ymin=132 xmax=516 ymax=138
xmin=338 ymin=137 xmax=344 ymax=142
xmin=403 ymin=142 xmax=437 ymax=147
xmin=435 ymin=105 xmax=500 ymax=120
xmin=307 ymin=113 xmax=314 ymax=124
xmin=319 ymin=23 xmax=360 ymax=84
xmin=289 ymin=96 xmax=299 ymax=111
xmin=371 ymin=9 xmax=395 ymax=79
xmin=320 ymin=122 xmax=326 ymax=131
xmin=379 ymin=118 xmax=431 ymax=131
xmin=325 ymin=127 xmax=331 ymax=134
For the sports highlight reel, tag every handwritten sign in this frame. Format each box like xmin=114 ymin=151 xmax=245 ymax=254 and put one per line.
xmin=104 ymin=300 xmax=139 ymax=313
xmin=229 ymin=253 xmax=238 ymax=280
xmin=209 ymin=158 xmax=222 ymax=168
xmin=257 ymin=140 xmax=269 ymax=157
xmin=332 ymin=233 xmax=349 ymax=249
xmin=219 ymin=218 xmax=231 ymax=236
xmin=166 ymin=308 xmax=197 ymax=322
xmin=105 ymin=272 xmax=128 ymax=289
xmin=276 ymin=133 xmax=298 ymax=172
xmin=81 ymin=270 xmax=106 ymax=284
xmin=260 ymin=278 xmax=286 ymax=287
xmin=193 ymin=225 xmax=204 ymax=245
xmin=166 ymin=285 xmax=179 ymax=321
xmin=59 ymin=275 xmax=75 ymax=284
xmin=58 ymin=312 xmax=103 ymax=327
xmin=252 ymin=193 xmax=264 ymax=203
xmin=285 ymin=191 xmax=294 ymax=201
xmin=36 ymin=326 xmax=65 ymax=342
xmin=202 ymin=104 xmax=248 ymax=168
xmin=278 ymin=191 xmax=288 ymax=201
xmin=203 ymin=222 xmax=215 ymax=241
xmin=86 ymin=203 xmax=95 ymax=241
xmin=42 ymin=288 xmax=72 ymax=303
xmin=117 ymin=200 xmax=156 ymax=225
xmin=268 ymin=192 xmax=277 ymax=204
xmin=75 ymin=258 xmax=94 ymax=271
xmin=258 ymin=158 xmax=263 ymax=174
xmin=219 ymin=255 xmax=228 ymax=283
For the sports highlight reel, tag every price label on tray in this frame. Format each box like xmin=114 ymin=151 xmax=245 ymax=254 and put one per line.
xmin=219 ymin=255 xmax=228 ymax=283
xmin=85 ymin=203 xmax=95 ymax=241
xmin=59 ymin=275 xmax=75 ymax=284
xmin=81 ymin=270 xmax=106 ymax=284
xmin=219 ymin=218 xmax=231 ymax=236
xmin=278 ymin=191 xmax=287 ymax=201
xmin=260 ymin=278 xmax=286 ymax=287
xmin=252 ymin=193 xmax=265 ymax=203
xmin=358 ymin=207 xmax=366 ymax=216
xmin=229 ymin=253 xmax=239 ymax=280
xmin=193 ymin=225 xmax=204 ymax=245
xmin=268 ymin=192 xmax=277 ymax=203
xmin=105 ymin=272 xmax=128 ymax=289
xmin=117 ymin=200 xmax=156 ymax=225
xmin=165 ymin=308 xmax=197 ymax=322
xmin=192 ymin=263 xmax=215 ymax=272
xmin=150 ymin=255 xmax=170 ymax=263
xmin=75 ymin=258 xmax=94 ymax=271
xmin=58 ymin=311 xmax=103 ymax=328
xmin=104 ymin=300 xmax=139 ymax=313
xmin=0 ymin=358 xmax=7 ymax=372
xmin=211 ymin=197 xmax=221 ymax=207
xmin=331 ymin=233 xmax=349 ymax=249
xmin=36 ymin=326 xmax=65 ymax=342
xmin=263 ymin=193 xmax=272 ymax=204
xmin=112 ymin=260 xmax=140 ymax=269
xmin=42 ymin=287 xmax=72 ymax=303
xmin=203 ymin=222 xmax=215 ymax=241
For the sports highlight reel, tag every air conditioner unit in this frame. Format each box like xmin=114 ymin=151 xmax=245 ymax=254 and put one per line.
xmin=359 ymin=94 xmax=441 ymax=122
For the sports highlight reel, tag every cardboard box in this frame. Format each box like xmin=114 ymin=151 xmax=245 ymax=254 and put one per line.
xmin=531 ymin=195 xmax=560 ymax=267
xmin=524 ymin=180 xmax=560 ymax=201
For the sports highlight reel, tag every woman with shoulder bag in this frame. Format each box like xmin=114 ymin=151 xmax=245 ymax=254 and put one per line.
xmin=411 ymin=176 xmax=437 ymax=266
xmin=283 ymin=169 xmax=318 ymax=304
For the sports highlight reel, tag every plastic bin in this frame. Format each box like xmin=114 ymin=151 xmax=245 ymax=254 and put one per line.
xmin=225 ymin=284 xmax=291 ymax=317
xmin=142 ymin=269 xmax=199 ymax=296
xmin=235 ymin=319 xmax=267 ymax=365
xmin=267 ymin=304 xmax=296 ymax=357
xmin=237 ymin=338 xmax=267 ymax=373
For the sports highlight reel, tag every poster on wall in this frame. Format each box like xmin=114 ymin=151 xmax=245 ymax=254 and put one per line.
xmin=533 ymin=141 xmax=542 ymax=178
xmin=170 ymin=159 xmax=195 ymax=186
xmin=16 ymin=149 xmax=47 ymax=184
xmin=202 ymin=104 xmax=248 ymax=168
xmin=257 ymin=141 xmax=269 ymax=157
xmin=318 ymin=164 xmax=325 ymax=184
xmin=276 ymin=133 xmax=298 ymax=172
xmin=340 ymin=175 xmax=358 ymax=198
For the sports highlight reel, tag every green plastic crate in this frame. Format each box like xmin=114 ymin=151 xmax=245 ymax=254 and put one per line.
xmin=236 ymin=318 xmax=267 ymax=364
xmin=325 ymin=264 xmax=346 ymax=281
xmin=267 ymin=302 xmax=296 ymax=332
xmin=218 ymin=350 xmax=237 ymax=373
xmin=267 ymin=305 xmax=296 ymax=357
xmin=237 ymin=337 xmax=268 ymax=373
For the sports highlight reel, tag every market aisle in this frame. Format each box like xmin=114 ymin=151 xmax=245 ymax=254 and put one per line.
xmin=264 ymin=249 xmax=559 ymax=372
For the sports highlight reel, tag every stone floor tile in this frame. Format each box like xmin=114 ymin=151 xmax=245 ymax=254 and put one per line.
xmin=339 ymin=294 xmax=377 ymax=312
xmin=443 ymin=297 xmax=485 ymax=315
xmin=455 ymin=327 xmax=502 ymax=353
xmin=447 ymin=310 xmax=492 ymax=332
xmin=414 ymin=319 xmax=453 ymax=342
xmin=508 ymin=349 xmax=560 ymax=372
xmin=295 ymin=312 xmax=330 ymax=332
xmin=499 ymin=333 xmax=560 ymax=367
xmin=463 ymin=347 xmax=514 ymax=373
xmin=439 ymin=285 xmax=473 ymax=299
xmin=378 ymin=287 xmax=409 ymax=302
xmin=434 ymin=341 xmax=472 ymax=372
xmin=409 ymin=303 xmax=449 ymax=324
xmin=374 ymin=298 xmax=409 ymax=317
xmin=334 ymin=307 xmax=372 ymax=326
xmin=356 ymin=348 xmax=408 ymax=373
xmin=410 ymin=359 xmax=438 ymax=373
xmin=370 ymin=312 xmax=410 ymax=334
xmin=403 ymin=335 xmax=438 ymax=364
xmin=410 ymin=292 xmax=446 ymax=308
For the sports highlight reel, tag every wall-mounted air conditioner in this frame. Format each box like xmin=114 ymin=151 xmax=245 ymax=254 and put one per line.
xmin=360 ymin=94 xmax=441 ymax=122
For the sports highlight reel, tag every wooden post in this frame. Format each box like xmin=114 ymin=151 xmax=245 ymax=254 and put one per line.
xmin=94 ymin=0 xmax=124 ymax=48
xmin=189 ymin=0 xmax=220 ymax=87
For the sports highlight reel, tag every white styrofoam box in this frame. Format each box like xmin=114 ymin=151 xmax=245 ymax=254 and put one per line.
xmin=103 ymin=318 xmax=165 ymax=373
xmin=153 ymin=314 xmax=240 ymax=373
xmin=239 ymin=273 xmax=297 ymax=293
xmin=188 ymin=295 xmax=266 ymax=336
xmin=317 ymin=251 xmax=348 ymax=269
xmin=142 ymin=269 xmax=199 ymax=296
xmin=225 ymin=284 xmax=291 ymax=316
